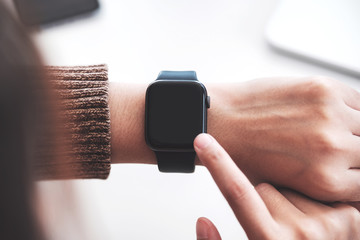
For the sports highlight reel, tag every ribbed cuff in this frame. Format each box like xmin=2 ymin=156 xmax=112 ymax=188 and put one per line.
xmin=35 ymin=64 xmax=111 ymax=180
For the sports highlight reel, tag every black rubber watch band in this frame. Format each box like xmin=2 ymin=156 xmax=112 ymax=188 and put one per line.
xmin=155 ymin=151 xmax=196 ymax=173
xmin=156 ymin=71 xmax=198 ymax=81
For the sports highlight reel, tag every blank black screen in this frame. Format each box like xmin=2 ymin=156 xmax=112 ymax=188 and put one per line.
xmin=146 ymin=81 xmax=205 ymax=150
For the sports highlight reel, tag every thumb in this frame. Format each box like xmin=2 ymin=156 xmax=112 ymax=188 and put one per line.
xmin=196 ymin=217 xmax=221 ymax=240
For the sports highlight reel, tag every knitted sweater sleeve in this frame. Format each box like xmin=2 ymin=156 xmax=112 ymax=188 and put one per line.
xmin=34 ymin=64 xmax=111 ymax=180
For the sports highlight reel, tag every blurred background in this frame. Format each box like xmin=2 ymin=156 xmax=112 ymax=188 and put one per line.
xmin=5 ymin=0 xmax=360 ymax=239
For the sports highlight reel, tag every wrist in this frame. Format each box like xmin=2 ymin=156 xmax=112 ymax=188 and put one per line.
xmin=108 ymin=82 xmax=250 ymax=171
xmin=109 ymin=82 xmax=156 ymax=165
xmin=205 ymin=82 xmax=258 ymax=180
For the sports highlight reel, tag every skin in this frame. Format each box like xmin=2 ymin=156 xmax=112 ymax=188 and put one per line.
xmin=194 ymin=133 xmax=360 ymax=240
xmin=109 ymin=76 xmax=360 ymax=202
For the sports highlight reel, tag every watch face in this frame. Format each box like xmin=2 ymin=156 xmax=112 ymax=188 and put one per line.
xmin=145 ymin=80 xmax=207 ymax=151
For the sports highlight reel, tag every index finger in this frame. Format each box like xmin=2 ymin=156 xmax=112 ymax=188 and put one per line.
xmin=194 ymin=133 xmax=275 ymax=238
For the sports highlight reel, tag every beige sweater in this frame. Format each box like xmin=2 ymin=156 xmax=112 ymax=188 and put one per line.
xmin=34 ymin=64 xmax=111 ymax=180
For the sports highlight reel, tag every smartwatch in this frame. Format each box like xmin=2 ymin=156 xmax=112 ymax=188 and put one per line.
xmin=145 ymin=71 xmax=210 ymax=173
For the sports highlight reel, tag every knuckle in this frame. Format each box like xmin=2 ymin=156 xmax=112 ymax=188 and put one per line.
xmin=203 ymin=146 xmax=225 ymax=163
xmin=309 ymin=167 xmax=343 ymax=200
xmin=314 ymin=104 xmax=333 ymax=122
xmin=294 ymin=218 xmax=325 ymax=240
xmin=295 ymin=76 xmax=337 ymax=105
xmin=306 ymin=76 xmax=334 ymax=100
xmin=311 ymin=130 xmax=340 ymax=155
xmin=224 ymin=181 xmax=252 ymax=205
xmin=317 ymin=170 xmax=339 ymax=193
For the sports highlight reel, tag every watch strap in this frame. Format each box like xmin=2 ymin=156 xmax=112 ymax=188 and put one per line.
xmin=155 ymin=151 xmax=196 ymax=173
xmin=156 ymin=71 xmax=198 ymax=81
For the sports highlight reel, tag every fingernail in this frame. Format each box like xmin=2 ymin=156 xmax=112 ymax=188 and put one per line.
xmin=196 ymin=218 xmax=208 ymax=239
xmin=195 ymin=133 xmax=213 ymax=150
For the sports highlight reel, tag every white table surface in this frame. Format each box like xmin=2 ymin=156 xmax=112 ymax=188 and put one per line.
xmin=32 ymin=0 xmax=360 ymax=239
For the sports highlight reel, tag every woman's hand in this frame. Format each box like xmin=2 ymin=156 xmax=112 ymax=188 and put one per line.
xmin=194 ymin=133 xmax=360 ymax=240
xmin=207 ymin=77 xmax=360 ymax=201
